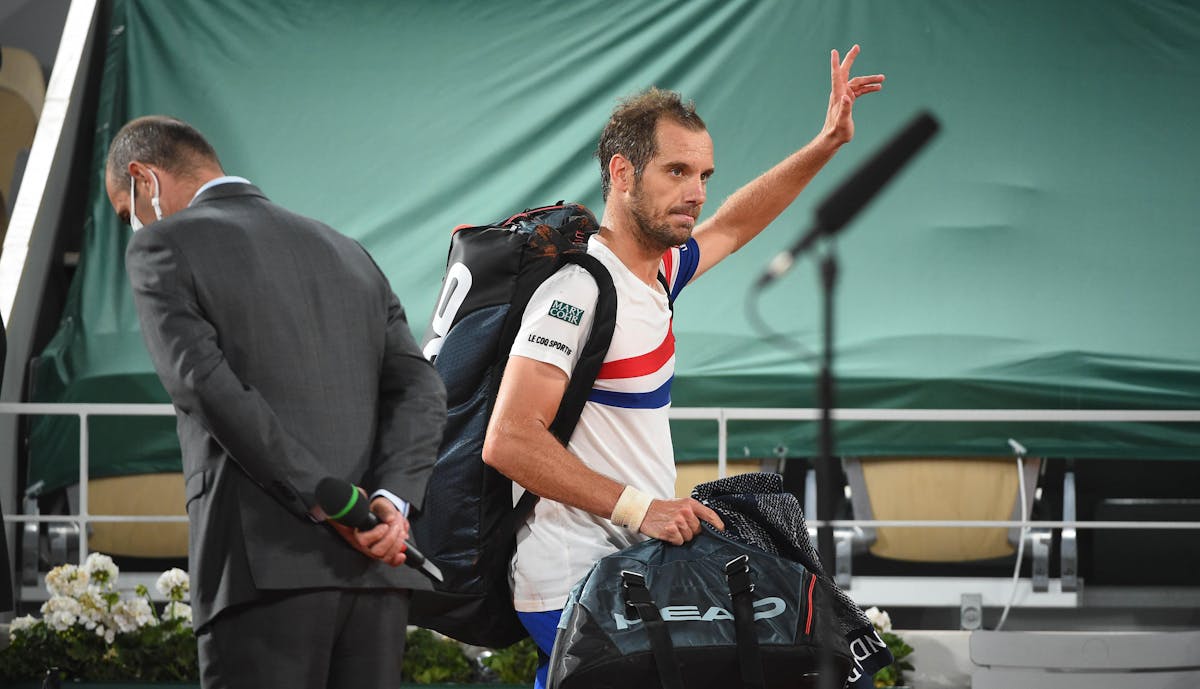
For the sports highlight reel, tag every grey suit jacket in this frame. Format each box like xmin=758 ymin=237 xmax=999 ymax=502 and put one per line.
xmin=125 ymin=183 xmax=446 ymax=631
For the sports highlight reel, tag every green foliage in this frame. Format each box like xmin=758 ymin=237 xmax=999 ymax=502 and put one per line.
xmin=0 ymin=557 xmax=198 ymax=683
xmin=0 ymin=608 xmax=198 ymax=682
xmin=481 ymin=638 xmax=539 ymax=684
xmin=401 ymin=628 xmax=474 ymax=684
xmin=3 ymin=556 xmax=528 ymax=686
xmin=872 ymin=630 xmax=915 ymax=688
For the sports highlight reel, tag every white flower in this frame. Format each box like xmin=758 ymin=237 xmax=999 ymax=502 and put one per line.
xmin=41 ymin=595 xmax=83 ymax=631
xmin=24 ymin=559 xmax=197 ymax=660
xmin=165 ymin=601 xmax=193 ymax=627
xmin=155 ymin=568 xmax=190 ymax=601
xmin=76 ymin=590 xmax=110 ymax=631
xmin=864 ymin=606 xmax=892 ymax=633
xmin=8 ymin=614 xmax=38 ymax=639
xmin=96 ymin=624 xmax=116 ymax=644
xmin=877 ymin=610 xmax=892 ymax=632
xmin=111 ymin=597 xmax=157 ymax=634
xmin=93 ymin=623 xmax=113 ymax=643
xmin=45 ymin=563 xmax=89 ymax=598
xmin=83 ymin=552 xmax=119 ymax=591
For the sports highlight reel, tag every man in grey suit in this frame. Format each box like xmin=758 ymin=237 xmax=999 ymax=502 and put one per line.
xmin=107 ymin=116 xmax=447 ymax=689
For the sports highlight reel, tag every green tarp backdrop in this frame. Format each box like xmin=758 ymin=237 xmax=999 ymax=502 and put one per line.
xmin=27 ymin=0 xmax=1200 ymax=491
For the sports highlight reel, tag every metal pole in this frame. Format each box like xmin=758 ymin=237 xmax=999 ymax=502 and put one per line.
xmin=816 ymin=249 xmax=839 ymax=689
xmin=816 ymin=250 xmax=838 ymax=574
xmin=77 ymin=412 xmax=88 ymax=563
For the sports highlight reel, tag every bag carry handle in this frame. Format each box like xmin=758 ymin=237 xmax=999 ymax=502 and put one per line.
xmin=725 ymin=555 xmax=766 ymax=689
xmin=621 ymin=570 xmax=685 ymax=689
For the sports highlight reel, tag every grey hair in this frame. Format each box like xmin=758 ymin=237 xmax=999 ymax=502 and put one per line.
xmin=106 ymin=115 xmax=221 ymax=184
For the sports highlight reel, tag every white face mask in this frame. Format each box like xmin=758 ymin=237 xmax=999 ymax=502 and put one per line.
xmin=129 ymin=169 xmax=164 ymax=231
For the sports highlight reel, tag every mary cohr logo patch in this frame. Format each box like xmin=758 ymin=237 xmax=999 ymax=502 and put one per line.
xmin=549 ymin=300 xmax=585 ymax=325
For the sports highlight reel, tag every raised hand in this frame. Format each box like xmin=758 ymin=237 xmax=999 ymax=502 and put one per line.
xmin=823 ymin=44 xmax=885 ymax=146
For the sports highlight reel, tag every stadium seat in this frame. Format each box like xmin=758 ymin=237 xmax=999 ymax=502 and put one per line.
xmin=0 ymin=45 xmax=46 ymax=218
xmin=842 ymin=456 xmax=1041 ymax=562
xmin=1067 ymin=459 xmax=1200 ymax=587
xmin=86 ymin=473 xmax=188 ymax=558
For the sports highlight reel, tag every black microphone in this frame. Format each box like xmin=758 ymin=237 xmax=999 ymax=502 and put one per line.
xmin=315 ymin=477 xmax=443 ymax=582
xmin=756 ymin=111 xmax=941 ymax=288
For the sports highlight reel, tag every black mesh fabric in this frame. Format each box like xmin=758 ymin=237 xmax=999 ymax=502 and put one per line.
xmin=692 ymin=473 xmax=872 ymax=637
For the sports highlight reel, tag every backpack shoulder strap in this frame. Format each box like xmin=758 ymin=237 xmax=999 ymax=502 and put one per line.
xmin=498 ymin=252 xmax=617 ymax=535
xmin=549 ymin=252 xmax=617 ymax=442
xmin=656 ymin=271 xmax=674 ymax=313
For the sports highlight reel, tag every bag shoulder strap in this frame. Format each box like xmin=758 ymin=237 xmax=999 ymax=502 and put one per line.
xmin=725 ymin=554 xmax=766 ymax=689
xmin=621 ymin=570 xmax=685 ymax=689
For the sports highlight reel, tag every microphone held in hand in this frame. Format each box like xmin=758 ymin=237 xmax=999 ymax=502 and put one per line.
xmin=316 ymin=477 xmax=380 ymax=530
xmin=755 ymin=110 xmax=941 ymax=289
xmin=315 ymin=477 xmax=443 ymax=582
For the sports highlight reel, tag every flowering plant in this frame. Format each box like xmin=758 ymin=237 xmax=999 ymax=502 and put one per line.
xmin=865 ymin=606 xmax=914 ymax=688
xmin=0 ymin=553 xmax=198 ymax=682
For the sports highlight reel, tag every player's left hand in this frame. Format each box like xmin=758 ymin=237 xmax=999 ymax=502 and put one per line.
xmin=823 ymin=44 xmax=885 ymax=146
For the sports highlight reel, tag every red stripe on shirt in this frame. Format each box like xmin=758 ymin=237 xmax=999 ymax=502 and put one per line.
xmin=596 ymin=325 xmax=675 ymax=380
xmin=660 ymin=247 xmax=675 ymax=291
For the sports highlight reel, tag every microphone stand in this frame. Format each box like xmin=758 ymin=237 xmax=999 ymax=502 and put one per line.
xmin=776 ymin=232 xmax=841 ymax=689
xmin=816 ymin=241 xmax=838 ymax=576
xmin=768 ymin=229 xmax=841 ymax=688
xmin=774 ymin=228 xmax=840 ymax=580
xmin=816 ymin=240 xmax=840 ymax=689
xmin=763 ymin=112 xmax=940 ymax=689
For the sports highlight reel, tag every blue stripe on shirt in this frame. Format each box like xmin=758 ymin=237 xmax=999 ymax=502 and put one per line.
xmin=587 ymin=376 xmax=673 ymax=409
xmin=670 ymin=238 xmax=700 ymax=301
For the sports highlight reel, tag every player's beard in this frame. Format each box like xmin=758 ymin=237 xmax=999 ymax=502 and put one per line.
xmin=628 ymin=178 xmax=698 ymax=250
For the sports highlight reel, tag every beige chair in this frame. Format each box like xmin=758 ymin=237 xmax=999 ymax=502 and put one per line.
xmin=842 ymin=456 xmax=1041 ymax=562
xmin=87 ymin=473 xmax=189 ymax=558
xmin=0 ymin=45 xmax=46 ymax=218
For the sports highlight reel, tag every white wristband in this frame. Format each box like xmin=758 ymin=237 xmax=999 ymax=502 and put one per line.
xmin=611 ymin=485 xmax=653 ymax=530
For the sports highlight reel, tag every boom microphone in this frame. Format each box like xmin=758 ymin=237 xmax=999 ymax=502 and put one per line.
xmin=315 ymin=477 xmax=443 ymax=582
xmin=755 ymin=110 xmax=941 ymax=288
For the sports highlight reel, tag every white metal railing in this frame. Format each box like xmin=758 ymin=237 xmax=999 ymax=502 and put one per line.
xmin=0 ymin=402 xmax=186 ymax=566
xmin=671 ymin=406 xmax=1200 ymax=526
xmin=669 ymin=406 xmax=1200 ymax=480
xmin=4 ymin=402 xmax=1200 ymax=562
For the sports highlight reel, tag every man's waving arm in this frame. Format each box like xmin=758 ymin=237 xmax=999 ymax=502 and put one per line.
xmin=690 ymin=45 xmax=885 ymax=281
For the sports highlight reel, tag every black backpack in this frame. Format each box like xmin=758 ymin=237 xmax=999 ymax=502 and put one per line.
xmin=409 ymin=202 xmax=618 ymax=648
xmin=547 ymin=528 xmax=860 ymax=689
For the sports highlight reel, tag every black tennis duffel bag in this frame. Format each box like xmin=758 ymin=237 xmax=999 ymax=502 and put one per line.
xmin=547 ymin=527 xmax=856 ymax=689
